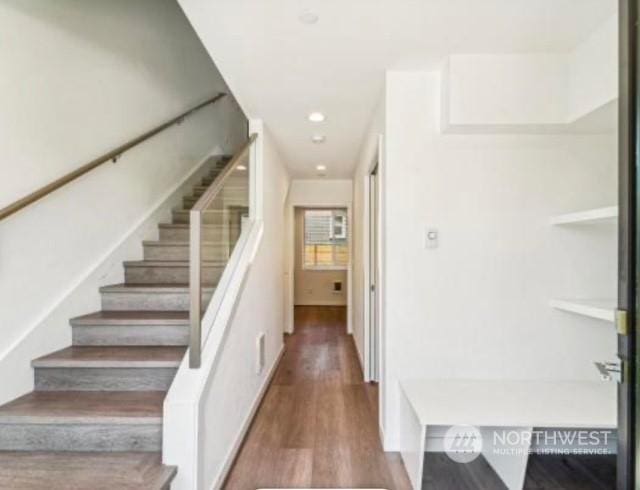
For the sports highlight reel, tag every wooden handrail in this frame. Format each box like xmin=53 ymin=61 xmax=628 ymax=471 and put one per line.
xmin=0 ymin=93 xmax=226 ymax=222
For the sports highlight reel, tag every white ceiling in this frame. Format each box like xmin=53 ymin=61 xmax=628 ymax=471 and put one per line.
xmin=184 ymin=0 xmax=616 ymax=178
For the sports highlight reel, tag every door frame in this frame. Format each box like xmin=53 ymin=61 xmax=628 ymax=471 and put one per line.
xmin=618 ymin=2 xmax=637 ymax=488
xmin=285 ymin=203 xmax=353 ymax=335
xmin=362 ymin=135 xmax=384 ymax=384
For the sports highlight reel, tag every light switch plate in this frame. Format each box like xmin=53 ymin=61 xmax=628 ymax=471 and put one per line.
xmin=425 ymin=227 xmax=439 ymax=249
xmin=256 ymin=333 xmax=265 ymax=374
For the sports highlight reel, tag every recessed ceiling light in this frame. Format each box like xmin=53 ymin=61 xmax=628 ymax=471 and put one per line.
xmin=308 ymin=112 xmax=325 ymax=123
xmin=316 ymin=164 xmax=327 ymax=172
xmin=299 ymin=11 xmax=319 ymax=25
xmin=311 ymin=135 xmax=326 ymax=144
xmin=236 ymin=165 xmax=247 ymax=171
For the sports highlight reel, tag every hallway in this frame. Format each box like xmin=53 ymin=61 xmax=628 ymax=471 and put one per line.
xmin=224 ymin=306 xmax=411 ymax=489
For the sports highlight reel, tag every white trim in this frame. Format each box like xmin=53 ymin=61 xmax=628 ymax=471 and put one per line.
xmin=362 ymin=136 xmax=383 ymax=383
xmin=376 ymin=133 xmax=387 ymax=445
xmin=347 ymin=204 xmax=354 ymax=336
xmin=549 ymin=205 xmax=618 ymax=225
xmin=285 ymin=204 xmax=296 ymax=334
xmin=249 ymin=120 xmax=264 ymax=221
xmin=211 ymin=345 xmax=285 ymax=490
xmin=362 ymin=176 xmax=370 ymax=380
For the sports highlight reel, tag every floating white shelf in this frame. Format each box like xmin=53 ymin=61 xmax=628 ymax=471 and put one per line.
xmin=550 ymin=206 xmax=618 ymax=226
xmin=549 ymin=299 xmax=615 ymax=322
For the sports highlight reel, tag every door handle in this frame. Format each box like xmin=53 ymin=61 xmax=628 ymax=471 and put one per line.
xmin=594 ymin=360 xmax=622 ymax=383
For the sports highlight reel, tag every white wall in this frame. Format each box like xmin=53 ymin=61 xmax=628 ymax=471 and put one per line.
xmin=0 ymin=0 xmax=247 ymax=404
xmin=445 ymin=54 xmax=568 ymax=127
xmin=568 ymin=14 xmax=618 ymax=121
xmin=287 ymin=179 xmax=353 ymax=205
xmin=294 ymin=208 xmax=348 ymax=306
xmin=442 ymin=15 xmax=618 ymax=132
xmin=284 ymin=179 xmax=353 ymax=333
xmin=381 ymin=70 xmax=617 ymax=448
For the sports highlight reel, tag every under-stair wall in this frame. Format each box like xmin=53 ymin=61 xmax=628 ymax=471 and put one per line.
xmin=0 ymin=0 xmax=247 ymax=405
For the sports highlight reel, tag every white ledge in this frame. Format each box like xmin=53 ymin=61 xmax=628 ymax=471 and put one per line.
xmin=549 ymin=299 xmax=615 ymax=322
xmin=550 ymin=206 xmax=618 ymax=225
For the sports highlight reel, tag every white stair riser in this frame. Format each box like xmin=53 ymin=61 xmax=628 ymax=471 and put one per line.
xmin=143 ymin=244 xmax=229 ymax=262
xmin=158 ymin=226 xmax=234 ymax=241
xmin=0 ymin=424 xmax=161 ymax=452
xmin=192 ymin=186 xmax=248 ymax=198
xmin=125 ymin=264 xmax=222 ymax=285
xmin=172 ymin=210 xmax=242 ymax=225
xmin=101 ymin=290 xmax=213 ymax=311
xmin=35 ymin=368 xmax=178 ymax=391
xmin=183 ymin=197 xmax=248 ymax=209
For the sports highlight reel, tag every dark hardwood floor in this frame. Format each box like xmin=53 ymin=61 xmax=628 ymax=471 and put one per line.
xmin=224 ymin=305 xmax=616 ymax=490
xmin=423 ymin=453 xmax=616 ymax=490
xmin=224 ymin=305 xmax=412 ymax=489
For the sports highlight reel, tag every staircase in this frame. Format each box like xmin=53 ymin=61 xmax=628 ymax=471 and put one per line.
xmin=0 ymin=155 xmax=243 ymax=489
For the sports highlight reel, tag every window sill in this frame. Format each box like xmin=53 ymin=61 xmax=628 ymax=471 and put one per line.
xmin=303 ymin=266 xmax=348 ymax=271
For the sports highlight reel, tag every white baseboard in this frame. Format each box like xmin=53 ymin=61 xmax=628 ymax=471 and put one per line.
xmin=0 ymin=149 xmax=220 ymax=405
xmin=212 ymin=344 xmax=286 ymax=490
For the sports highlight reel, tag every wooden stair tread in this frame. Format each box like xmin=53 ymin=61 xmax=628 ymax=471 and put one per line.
xmin=71 ymin=311 xmax=189 ymax=326
xmin=0 ymin=391 xmax=164 ymax=423
xmin=33 ymin=346 xmax=186 ymax=368
xmin=0 ymin=451 xmax=176 ymax=490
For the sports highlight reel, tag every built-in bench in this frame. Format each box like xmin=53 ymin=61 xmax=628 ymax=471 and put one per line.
xmin=399 ymin=379 xmax=616 ymax=490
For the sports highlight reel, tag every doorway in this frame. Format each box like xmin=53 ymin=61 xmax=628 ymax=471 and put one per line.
xmin=293 ymin=207 xmax=349 ymax=324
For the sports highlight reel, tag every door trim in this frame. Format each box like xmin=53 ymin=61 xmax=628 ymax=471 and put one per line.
xmin=617 ymin=2 xmax=637 ymax=488
xmin=284 ymin=203 xmax=353 ymax=335
xmin=363 ymin=135 xmax=384 ymax=385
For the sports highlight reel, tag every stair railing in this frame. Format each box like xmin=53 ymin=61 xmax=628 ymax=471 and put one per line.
xmin=0 ymin=93 xmax=226 ymax=221
xmin=189 ymin=133 xmax=258 ymax=368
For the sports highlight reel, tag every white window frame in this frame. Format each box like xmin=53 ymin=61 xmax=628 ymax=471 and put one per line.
xmin=331 ymin=214 xmax=347 ymax=240
xmin=302 ymin=209 xmax=348 ymax=271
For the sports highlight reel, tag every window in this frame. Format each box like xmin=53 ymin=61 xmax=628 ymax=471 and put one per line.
xmin=303 ymin=209 xmax=348 ymax=270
